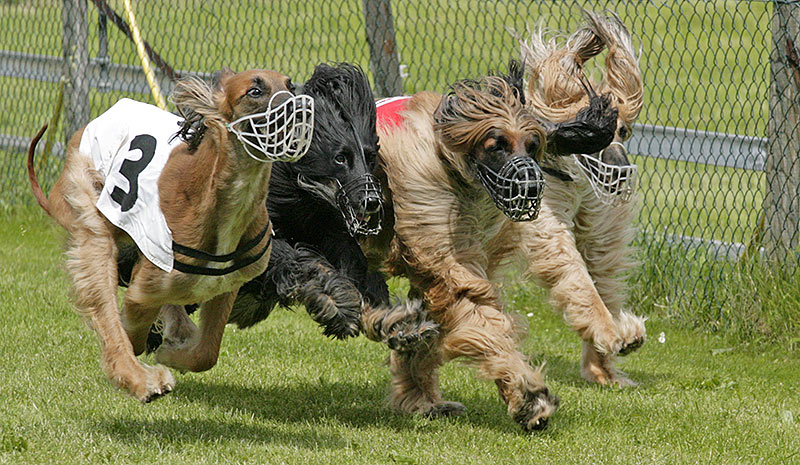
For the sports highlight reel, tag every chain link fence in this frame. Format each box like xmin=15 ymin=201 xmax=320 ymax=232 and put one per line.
xmin=2 ymin=0 xmax=799 ymax=334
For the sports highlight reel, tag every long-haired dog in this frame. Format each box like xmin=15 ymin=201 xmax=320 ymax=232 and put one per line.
xmin=362 ymin=61 xmax=618 ymax=430
xmin=514 ymin=11 xmax=646 ymax=386
xmin=132 ymin=63 xmax=435 ymax=354
xmin=28 ymin=69 xmax=313 ymax=401
xmin=230 ymin=63 xmax=434 ymax=348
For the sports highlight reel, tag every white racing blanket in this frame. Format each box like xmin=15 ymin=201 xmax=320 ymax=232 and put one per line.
xmin=80 ymin=98 xmax=181 ymax=272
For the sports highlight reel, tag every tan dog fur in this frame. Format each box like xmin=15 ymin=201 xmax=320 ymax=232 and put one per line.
xmin=364 ymin=83 xmax=560 ymax=431
xmin=516 ymin=11 xmax=647 ymax=386
xmin=28 ymin=69 xmax=295 ymax=401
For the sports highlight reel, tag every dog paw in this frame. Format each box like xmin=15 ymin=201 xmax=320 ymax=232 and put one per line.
xmin=423 ymin=401 xmax=467 ymax=419
xmin=131 ymin=364 xmax=175 ymax=403
xmin=618 ymin=337 xmax=645 ymax=356
xmin=510 ymin=387 xmax=560 ymax=432
xmin=615 ymin=311 xmax=646 ymax=357
xmin=580 ymin=345 xmax=638 ymax=387
xmin=385 ymin=319 xmax=439 ymax=353
xmin=364 ymin=299 xmax=440 ymax=352
xmin=300 ymin=277 xmax=363 ymax=340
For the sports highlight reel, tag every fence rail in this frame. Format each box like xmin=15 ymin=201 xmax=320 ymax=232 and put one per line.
xmin=2 ymin=0 xmax=800 ymax=319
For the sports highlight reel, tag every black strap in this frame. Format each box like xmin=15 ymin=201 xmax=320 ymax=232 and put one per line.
xmin=173 ymin=220 xmax=270 ymax=262
xmin=172 ymin=221 xmax=272 ymax=276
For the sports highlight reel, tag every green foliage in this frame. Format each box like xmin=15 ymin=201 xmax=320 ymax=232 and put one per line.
xmin=630 ymin=235 xmax=800 ymax=347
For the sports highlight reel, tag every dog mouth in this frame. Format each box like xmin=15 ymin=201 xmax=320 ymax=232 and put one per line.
xmin=573 ymin=148 xmax=637 ymax=205
xmin=296 ymin=173 xmax=383 ymax=236
xmin=474 ymin=156 xmax=545 ymax=222
xmin=226 ymin=92 xmax=315 ymax=163
xmin=336 ymin=174 xmax=383 ymax=236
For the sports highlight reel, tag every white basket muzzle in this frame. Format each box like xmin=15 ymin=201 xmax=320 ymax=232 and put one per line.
xmin=226 ymin=91 xmax=314 ymax=163
xmin=573 ymin=142 xmax=638 ymax=206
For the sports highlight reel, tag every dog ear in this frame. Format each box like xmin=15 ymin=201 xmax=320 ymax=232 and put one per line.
xmin=544 ymin=89 xmax=618 ymax=156
xmin=171 ymin=75 xmax=227 ymax=151
xmin=500 ymin=59 xmax=526 ymax=105
xmin=212 ymin=67 xmax=236 ymax=90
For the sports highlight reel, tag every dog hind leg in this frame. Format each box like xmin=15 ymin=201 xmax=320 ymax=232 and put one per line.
xmin=154 ymin=291 xmax=235 ymax=372
xmin=66 ymin=224 xmax=174 ymax=402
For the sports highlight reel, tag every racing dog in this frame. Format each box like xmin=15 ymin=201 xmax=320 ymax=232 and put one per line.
xmin=362 ymin=61 xmax=619 ymax=431
xmin=28 ymin=68 xmax=313 ymax=401
xmin=136 ymin=63 xmax=436 ymax=353
xmin=515 ymin=11 xmax=647 ymax=386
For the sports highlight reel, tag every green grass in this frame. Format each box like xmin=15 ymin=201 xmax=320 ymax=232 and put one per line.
xmin=2 ymin=206 xmax=800 ymax=465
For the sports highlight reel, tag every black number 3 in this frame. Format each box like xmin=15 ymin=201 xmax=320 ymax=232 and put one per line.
xmin=110 ymin=134 xmax=157 ymax=212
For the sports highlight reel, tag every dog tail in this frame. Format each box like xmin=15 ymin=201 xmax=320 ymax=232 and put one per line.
xmin=27 ymin=123 xmax=51 ymax=215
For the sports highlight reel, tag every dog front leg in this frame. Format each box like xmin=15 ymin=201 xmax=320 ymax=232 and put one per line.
xmin=439 ymin=297 xmax=559 ymax=432
xmin=361 ymin=299 xmax=439 ymax=353
xmin=388 ymin=343 xmax=467 ymax=418
xmin=523 ymin=212 xmax=624 ymax=364
xmin=573 ymin=200 xmax=646 ymax=386
xmin=154 ymin=291 xmax=236 ymax=372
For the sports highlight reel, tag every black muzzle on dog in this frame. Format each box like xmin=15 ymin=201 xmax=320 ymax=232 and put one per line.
xmin=475 ymin=156 xmax=545 ymax=222
xmin=336 ymin=174 xmax=383 ymax=236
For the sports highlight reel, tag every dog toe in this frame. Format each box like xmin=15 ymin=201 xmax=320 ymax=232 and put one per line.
xmin=424 ymin=401 xmax=467 ymax=419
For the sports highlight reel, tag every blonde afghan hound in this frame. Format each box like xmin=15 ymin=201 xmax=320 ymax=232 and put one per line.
xmin=514 ymin=11 xmax=646 ymax=386
xmin=363 ymin=62 xmax=619 ymax=431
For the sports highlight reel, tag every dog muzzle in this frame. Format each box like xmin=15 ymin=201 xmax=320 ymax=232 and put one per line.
xmin=475 ymin=156 xmax=545 ymax=222
xmin=573 ymin=143 xmax=638 ymax=206
xmin=336 ymin=174 xmax=383 ymax=236
xmin=226 ymin=91 xmax=314 ymax=163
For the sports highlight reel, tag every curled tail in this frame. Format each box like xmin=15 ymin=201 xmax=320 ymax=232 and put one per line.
xmin=27 ymin=124 xmax=51 ymax=215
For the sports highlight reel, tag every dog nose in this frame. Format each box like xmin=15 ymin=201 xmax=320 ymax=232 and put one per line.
xmin=600 ymin=142 xmax=629 ymax=166
xmin=364 ymin=196 xmax=381 ymax=214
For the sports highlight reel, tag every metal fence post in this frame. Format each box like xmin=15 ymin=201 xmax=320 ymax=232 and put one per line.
xmin=361 ymin=0 xmax=403 ymax=97
xmin=62 ymin=0 xmax=90 ymax=142
xmin=764 ymin=2 xmax=800 ymax=264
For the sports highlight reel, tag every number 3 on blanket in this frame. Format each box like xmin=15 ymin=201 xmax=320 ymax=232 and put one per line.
xmin=110 ymin=134 xmax=156 ymax=212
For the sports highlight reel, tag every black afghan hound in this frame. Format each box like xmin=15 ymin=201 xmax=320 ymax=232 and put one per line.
xmin=118 ymin=63 xmax=436 ymax=352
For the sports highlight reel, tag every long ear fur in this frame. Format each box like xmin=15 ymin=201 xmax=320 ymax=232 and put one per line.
xmin=300 ymin=63 xmax=379 ymax=162
xmin=302 ymin=63 xmax=377 ymax=142
xmin=515 ymin=11 xmax=642 ymax=126
xmin=433 ymin=70 xmax=545 ymax=174
xmin=584 ymin=10 xmax=643 ymax=124
xmin=171 ymin=71 xmax=229 ymax=151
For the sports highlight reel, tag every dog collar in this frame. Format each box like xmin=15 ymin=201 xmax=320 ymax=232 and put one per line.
xmin=376 ymin=96 xmax=411 ymax=130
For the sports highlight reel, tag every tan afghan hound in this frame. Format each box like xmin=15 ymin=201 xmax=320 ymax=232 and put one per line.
xmin=27 ymin=69 xmax=312 ymax=402
xmin=363 ymin=62 xmax=619 ymax=431
xmin=514 ymin=11 xmax=647 ymax=386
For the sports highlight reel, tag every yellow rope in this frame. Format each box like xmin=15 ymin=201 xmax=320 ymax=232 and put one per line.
xmin=122 ymin=0 xmax=167 ymax=110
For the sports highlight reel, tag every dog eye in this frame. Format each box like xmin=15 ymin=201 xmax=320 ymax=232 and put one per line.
xmin=618 ymin=125 xmax=630 ymax=139
xmin=334 ymin=153 xmax=347 ymax=165
xmin=247 ymin=87 xmax=263 ymax=98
